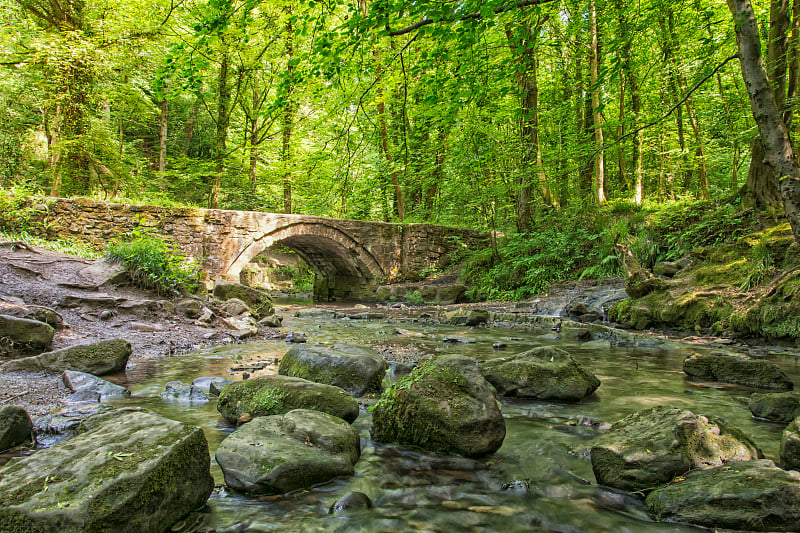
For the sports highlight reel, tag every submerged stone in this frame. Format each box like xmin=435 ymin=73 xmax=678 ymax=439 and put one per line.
xmin=371 ymin=355 xmax=505 ymax=458
xmin=683 ymin=353 xmax=793 ymax=390
xmin=646 ymin=460 xmax=800 ymax=531
xmin=0 ymin=407 xmax=213 ymax=532
xmin=481 ymin=346 xmax=600 ymax=401
xmin=749 ymin=391 xmax=800 ymax=424
xmin=590 ymin=406 xmax=761 ymax=492
xmin=215 ymin=409 xmax=360 ymax=495
xmin=278 ymin=343 xmax=387 ymax=396
xmin=216 ymin=375 xmax=359 ymax=424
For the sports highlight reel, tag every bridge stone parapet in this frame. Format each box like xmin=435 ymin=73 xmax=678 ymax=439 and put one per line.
xmin=22 ymin=198 xmax=489 ymax=301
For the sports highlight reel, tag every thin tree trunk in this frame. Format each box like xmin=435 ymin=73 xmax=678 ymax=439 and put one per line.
xmin=183 ymin=98 xmax=199 ymax=156
xmin=249 ymin=90 xmax=259 ymax=192
xmin=784 ymin=0 xmax=800 ymax=127
xmin=660 ymin=11 xmax=690 ymax=190
xmin=211 ymin=49 xmax=231 ymax=209
xmin=158 ymin=98 xmax=168 ymax=173
xmin=590 ymin=0 xmax=606 ymax=205
xmin=282 ymin=9 xmax=294 ymax=214
xmin=728 ymin=0 xmax=800 ymax=244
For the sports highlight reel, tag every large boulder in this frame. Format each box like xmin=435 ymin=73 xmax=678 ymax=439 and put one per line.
xmin=370 ymin=355 xmax=506 ymax=458
xmin=0 ymin=408 xmax=213 ymax=532
xmin=0 ymin=314 xmax=54 ymax=355
xmin=782 ymin=417 xmax=800 ymax=471
xmin=646 ymin=460 xmax=800 ymax=531
xmin=0 ymin=406 xmax=32 ymax=451
xmin=683 ymin=353 xmax=793 ymax=390
xmin=0 ymin=339 xmax=131 ymax=376
xmin=750 ymin=392 xmax=800 ymax=424
xmin=215 ymin=409 xmax=361 ymax=495
xmin=217 ymin=375 xmax=359 ymax=424
xmin=590 ymin=406 xmax=761 ymax=492
xmin=481 ymin=346 xmax=600 ymax=401
xmin=213 ymin=280 xmax=273 ymax=318
xmin=63 ymin=370 xmax=131 ymax=404
xmin=278 ymin=343 xmax=387 ymax=396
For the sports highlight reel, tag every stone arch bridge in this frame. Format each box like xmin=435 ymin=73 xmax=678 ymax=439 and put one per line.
xmin=29 ymin=198 xmax=489 ymax=301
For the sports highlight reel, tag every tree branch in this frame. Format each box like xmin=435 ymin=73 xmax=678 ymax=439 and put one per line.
xmin=386 ymin=0 xmax=558 ymax=37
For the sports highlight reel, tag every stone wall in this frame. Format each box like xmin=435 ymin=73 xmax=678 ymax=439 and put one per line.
xmin=18 ymin=197 xmax=488 ymax=301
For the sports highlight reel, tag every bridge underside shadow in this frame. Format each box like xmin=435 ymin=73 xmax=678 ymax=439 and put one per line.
xmin=224 ymin=223 xmax=386 ymax=301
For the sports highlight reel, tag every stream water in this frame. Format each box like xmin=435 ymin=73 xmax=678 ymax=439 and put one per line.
xmin=111 ymin=305 xmax=800 ymax=533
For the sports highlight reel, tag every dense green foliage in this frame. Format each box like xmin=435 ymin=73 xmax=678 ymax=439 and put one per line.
xmin=106 ymin=231 xmax=199 ymax=295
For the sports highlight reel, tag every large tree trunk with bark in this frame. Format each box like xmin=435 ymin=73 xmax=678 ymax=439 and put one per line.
xmin=728 ymin=0 xmax=800 ymax=244
xmin=210 ymin=49 xmax=231 ymax=209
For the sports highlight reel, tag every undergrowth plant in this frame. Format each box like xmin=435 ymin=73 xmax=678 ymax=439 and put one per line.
xmin=106 ymin=229 xmax=199 ymax=296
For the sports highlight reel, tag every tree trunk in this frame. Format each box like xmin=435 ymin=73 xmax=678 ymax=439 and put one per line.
xmin=728 ymin=0 xmax=800 ymax=244
xmin=183 ymin=98 xmax=199 ymax=156
xmin=282 ymin=10 xmax=294 ymax=214
xmin=158 ymin=98 xmax=168 ymax=173
xmin=660 ymin=11 xmax=690 ymax=191
xmin=210 ymin=49 xmax=231 ymax=209
xmin=590 ymin=0 xmax=606 ymax=205
xmin=249 ymin=90 xmax=259 ymax=192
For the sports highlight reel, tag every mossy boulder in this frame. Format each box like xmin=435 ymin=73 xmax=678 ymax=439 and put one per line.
xmin=782 ymin=417 xmax=800 ymax=471
xmin=278 ymin=343 xmax=387 ymax=396
xmin=371 ymin=355 xmax=506 ymax=458
xmin=215 ymin=409 xmax=360 ymax=495
xmin=213 ymin=280 xmax=273 ymax=318
xmin=0 ymin=339 xmax=131 ymax=376
xmin=0 ymin=314 xmax=54 ymax=355
xmin=683 ymin=353 xmax=793 ymax=390
xmin=590 ymin=406 xmax=762 ymax=492
xmin=625 ymin=271 xmax=668 ymax=298
xmin=0 ymin=406 xmax=32 ymax=452
xmin=730 ymin=270 xmax=800 ymax=340
xmin=216 ymin=375 xmax=359 ymax=424
xmin=749 ymin=392 xmax=800 ymax=424
xmin=0 ymin=407 xmax=213 ymax=533
xmin=480 ymin=346 xmax=600 ymax=401
xmin=645 ymin=460 xmax=800 ymax=531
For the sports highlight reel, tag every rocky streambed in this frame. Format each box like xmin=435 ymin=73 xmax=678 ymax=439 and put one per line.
xmin=4 ymin=241 xmax=800 ymax=531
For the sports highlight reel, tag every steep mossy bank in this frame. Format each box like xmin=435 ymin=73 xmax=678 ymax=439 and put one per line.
xmin=610 ymin=222 xmax=800 ymax=341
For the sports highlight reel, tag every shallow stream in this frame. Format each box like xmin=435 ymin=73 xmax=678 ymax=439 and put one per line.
xmin=113 ymin=306 xmax=800 ymax=532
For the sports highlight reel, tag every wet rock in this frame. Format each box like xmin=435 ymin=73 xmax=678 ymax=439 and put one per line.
xmin=329 ymin=491 xmax=373 ymax=514
xmin=646 ymin=460 xmax=800 ymax=531
xmin=33 ymin=404 xmax=113 ymax=447
xmin=177 ymin=298 xmax=202 ymax=319
xmin=0 ymin=407 xmax=214 ymax=532
xmin=560 ymin=327 xmax=592 ymax=341
xmin=0 ymin=406 xmax=32 ymax=451
xmin=749 ymin=392 xmax=800 ymax=423
xmin=63 ymin=370 xmax=131 ymax=403
xmin=216 ymin=375 xmax=359 ymax=424
xmin=436 ymin=284 xmax=466 ymax=305
xmin=193 ymin=377 xmax=234 ymax=396
xmin=257 ymin=314 xmax=283 ymax=328
xmin=782 ymin=417 xmax=800 ymax=470
xmin=481 ymin=346 xmax=600 ymax=401
xmin=0 ymin=339 xmax=131 ymax=376
xmin=442 ymin=335 xmax=476 ymax=344
xmin=279 ymin=343 xmax=387 ymax=396
xmin=286 ymin=331 xmax=307 ymax=343
xmin=215 ymin=409 xmax=361 ymax=495
xmin=466 ymin=309 xmax=489 ymax=326
xmin=371 ymin=355 xmax=506 ymax=458
xmin=0 ymin=314 xmax=54 ymax=355
xmin=501 ymin=480 xmax=531 ymax=493
xmin=590 ymin=406 xmax=761 ymax=492
xmin=387 ymin=361 xmax=416 ymax=380
xmin=492 ymin=342 xmax=507 ymax=350
xmin=222 ymin=298 xmax=250 ymax=316
xmin=213 ymin=280 xmax=273 ymax=318
xmin=161 ymin=381 xmax=209 ymax=403
xmin=683 ymin=353 xmax=794 ymax=390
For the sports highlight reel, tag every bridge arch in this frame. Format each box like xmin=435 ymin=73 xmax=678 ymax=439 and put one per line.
xmin=223 ymin=222 xmax=386 ymax=301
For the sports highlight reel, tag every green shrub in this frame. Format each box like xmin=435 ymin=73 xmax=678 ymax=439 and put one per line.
xmin=405 ymin=290 xmax=425 ymax=305
xmin=106 ymin=230 xmax=199 ymax=295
